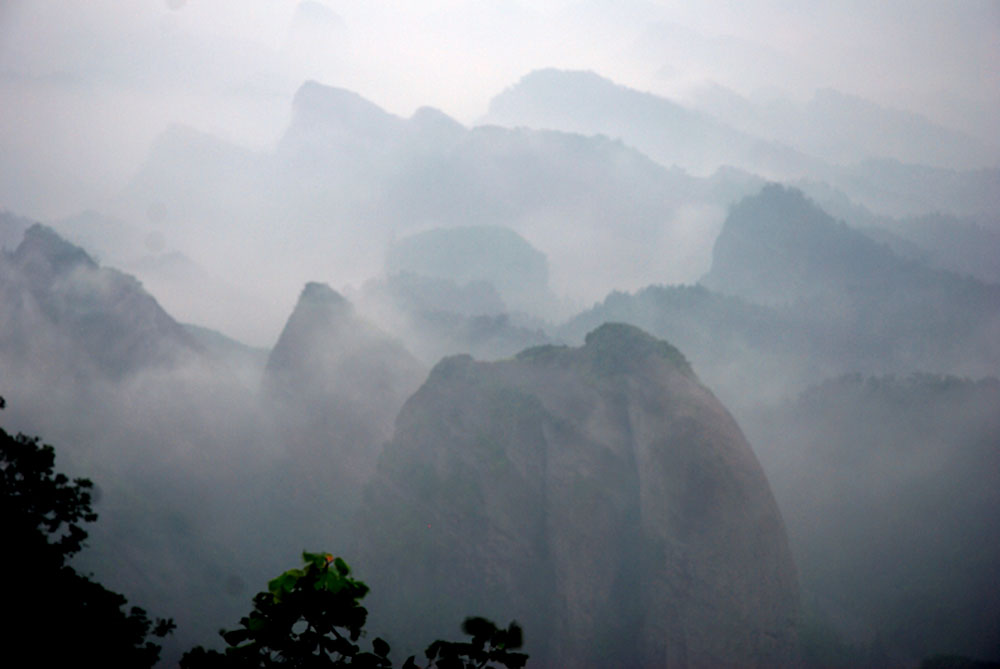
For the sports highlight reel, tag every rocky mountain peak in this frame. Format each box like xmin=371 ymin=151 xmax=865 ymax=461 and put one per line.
xmin=583 ymin=321 xmax=693 ymax=376
xmin=261 ymin=283 xmax=427 ymax=542
xmin=13 ymin=223 xmax=98 ymax=280
xmin=270 ymin=282 xmax=353 ymax=348
xmin=359 ymin=323 xmax=800 ymax=667
xmin=702 ymin=184 xmax=899 ymax=304
xmin=285 ymin=81 xmax=404 ymax=149
xmin=299 ymin=280 xmax=350 ymax=308
xmin=1 ymin=223 xmax=200 ymax=379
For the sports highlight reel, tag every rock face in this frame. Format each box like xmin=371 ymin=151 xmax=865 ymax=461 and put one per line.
xmin=0 ymin=223 xmax=201 ymax=380
xmin=263 ymin=283 xmax=427 ymax=505
xmin=358 ymin=323 xmax=800 ymax=667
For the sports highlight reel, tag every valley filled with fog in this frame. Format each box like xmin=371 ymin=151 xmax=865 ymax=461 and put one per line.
xmin=1 ymin=2 xmax=998 ymax=667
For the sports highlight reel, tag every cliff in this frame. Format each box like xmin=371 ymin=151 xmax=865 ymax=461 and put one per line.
xmin=262 ymin=283 xmax=427 ymax=538
xmin=357 ymin=323 xmax=800 ymax=667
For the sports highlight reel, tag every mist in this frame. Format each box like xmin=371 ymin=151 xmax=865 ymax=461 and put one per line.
xmin=2 ymin=1 xmax=999 ymax=667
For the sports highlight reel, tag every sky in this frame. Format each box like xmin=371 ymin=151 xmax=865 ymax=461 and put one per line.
xmin=1 ymin=0 xmax=998 ymax=219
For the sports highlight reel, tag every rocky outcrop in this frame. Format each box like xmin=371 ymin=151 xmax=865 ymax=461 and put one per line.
xmin=357 ymin=323 xmax=800 ymax=667
xmin=263 ymin=283 xmax=426 ymax=502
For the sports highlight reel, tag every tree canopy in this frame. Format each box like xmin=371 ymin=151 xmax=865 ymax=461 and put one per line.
xmin=181 ymin=551 xmax=528 ymax=669
xmin=0 ymin=396 xmax=174 ymax=666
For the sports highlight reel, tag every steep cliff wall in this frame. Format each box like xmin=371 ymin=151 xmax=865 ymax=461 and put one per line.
xmin=358 ymin=323 xmax=799 ymax=667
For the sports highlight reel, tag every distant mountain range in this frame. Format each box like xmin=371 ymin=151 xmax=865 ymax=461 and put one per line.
xmin=485 ymin=69 xmax=1000 ymax=220
xmin=566 ymin=185 xmax=1000 ymax=410
xmin=689 ymin=83 xmax=1000 ymax=171
xmin=3 ymin=69 xmax=999 ymax=666
xmin=110 ymin=78 xmax=767 ymax=323
xmin=485 ymin=68 xmax=822 ymax=178
xmin=99 ymin=74 xmax=1000 ymax=347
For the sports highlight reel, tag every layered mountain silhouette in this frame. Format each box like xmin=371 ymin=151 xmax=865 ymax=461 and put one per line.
xmin=0 ymin=223 xmax=201 ymax=381
xmin=117 ymin=79 xmax=764 ymax=319
xmin=485 ymin=69 xmax=1000 ymax=222
xmin=704 ymin=185 xmax=1000 ymax=371
xmin=564 ymin=185 xmax=1000 ymax=414
xmin=385 ymin=226 xmax=551 ymax=317
xmin=354 ymin=272 xmax=551 ymax=366
xmin=690 ymin=84 xmax=1000 ymax=171
xmin=484 ymin=68 xmax=818 ymax=178
xmin=6 ymin=70 xmax=998 ymax=668
xmin=861 ymin=212 xmax=1000 ymax=285
xmin=357 ymin=323 xmax=800 ymax=667
xmin=702 ymin=184 xmax=905 ymax=305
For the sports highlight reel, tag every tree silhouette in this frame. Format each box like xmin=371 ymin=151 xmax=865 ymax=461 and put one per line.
xmin=0 ymin=396 xmax=174 ymax=666
xmin=181 ymin=551 xmax=528 ymax=668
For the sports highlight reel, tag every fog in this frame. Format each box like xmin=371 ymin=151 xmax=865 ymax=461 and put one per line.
xmin=3 ymin=1 xmax=998 ymax=214
xmin=1 ymin=1 xmax=999 ymax=667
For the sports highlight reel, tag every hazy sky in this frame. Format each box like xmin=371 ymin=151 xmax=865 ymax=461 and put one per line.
xmin=1 ymin=0 xmax=998 ymax=218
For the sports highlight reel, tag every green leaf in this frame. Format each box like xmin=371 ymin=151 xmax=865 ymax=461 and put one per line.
xmin=184 ymin=552 xmax=530 ymax=668
xmin=267 ymin=569 xmax=304 ymax=600
xmin=316 ymin=569 xmax=345 ymax=594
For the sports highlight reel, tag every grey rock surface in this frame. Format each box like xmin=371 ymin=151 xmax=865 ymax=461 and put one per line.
xmin=358 ymin=322 xmax=799 ymax=667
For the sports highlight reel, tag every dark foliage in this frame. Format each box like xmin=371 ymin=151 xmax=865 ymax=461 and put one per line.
xmin=418 ymin=617 xmax=528 ymax=669
xmin=181 ymin=552 xmax=527 ymax=668
xmin=0 ymin=396 xmax=174 ymax=666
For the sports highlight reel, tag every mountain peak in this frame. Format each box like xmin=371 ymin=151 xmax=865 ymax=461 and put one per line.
xmin=272 ymin=282 xmax=355 ymax=341
xmin=700 ymin=183 xmax=966 ymax=307
xmin=488 ymin=68 xmax=682 ymax=123
xmin=584 ymin=322 xmax=693 ymax=377
xmin=408 ymin=106 xmax=465 ymax=141
xmin=299 ymin=281 xmax=349 ymax=307
xmin=288 ymin=81 xmax=403 ymax=143
xmin=516 ymin=67 xmax=610 ymax=88
xmin=2 ymin=224 xmax=201 ymax=379
xmin=13 ymin=223 xmax=98 ymax=276
xmin=359 ymin=321 xmax=798 ymax=666
xmin=262 ymin=281 xmax=426 ymax=500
